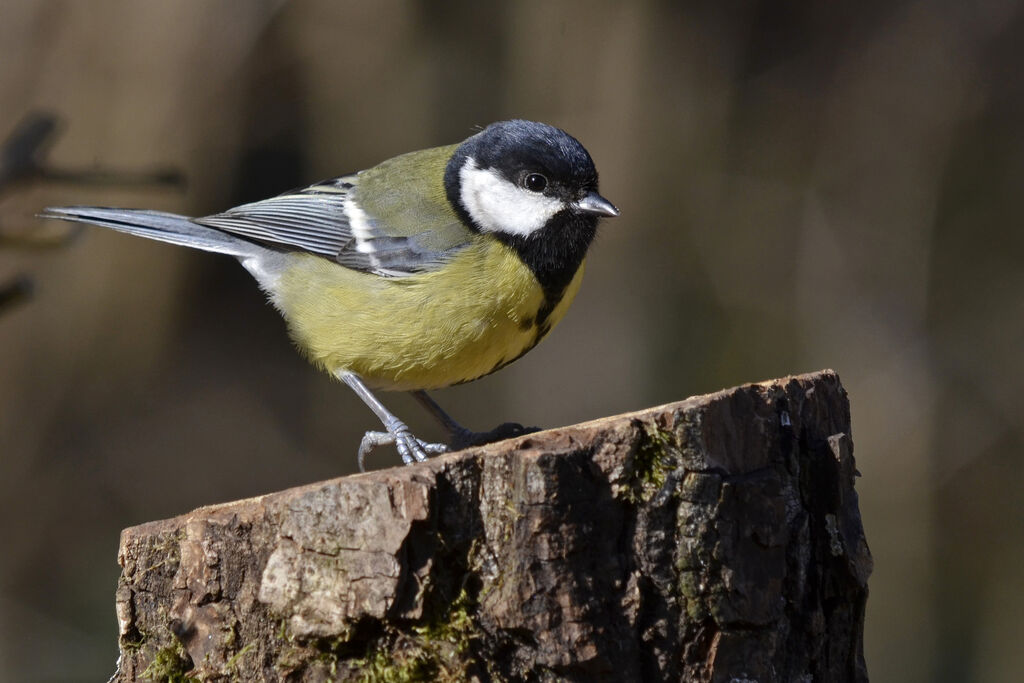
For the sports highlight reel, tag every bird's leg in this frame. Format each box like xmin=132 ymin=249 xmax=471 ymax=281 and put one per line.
xmin=410 ymin=390 xmax=465 ymax=437
xmin=411 ymin=391 xmax=540 ymax=451
xmin=338 ymin=372 xmax=447 ymax=471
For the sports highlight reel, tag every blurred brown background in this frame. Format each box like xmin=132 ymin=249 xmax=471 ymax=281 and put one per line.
xmin=1 ymin=1 xmax=1022 ymax=680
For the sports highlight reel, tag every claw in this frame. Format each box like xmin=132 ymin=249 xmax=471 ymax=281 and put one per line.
xmin=356 ymin=426 xmax=448 ymax=472
xmin=357 ymin=431 xmax=394 ymax=471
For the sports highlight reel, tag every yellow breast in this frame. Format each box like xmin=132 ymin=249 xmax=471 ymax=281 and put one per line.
xmin=271 ymin=239 xmax=584 ymax=391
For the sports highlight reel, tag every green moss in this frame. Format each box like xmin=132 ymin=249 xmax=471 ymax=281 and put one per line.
xmin=677 ymin=569 xmax=701 ymax=598
xmin=316 ymin=650 xmax=340 ymax=678
xmin=140 ymin=642 xmax=197 ymax=682
xmin=275 ymin=644 xmax=314 ymax=677
xmin=140 ymin=531 xmax=185 ymax=577
xmin=121 ymin=636 xmax=146 ymax=653
xmin=356 ymin=647 xmax=434 ymax=682
xmin=624 ymin=424 xmax=678 ymax=503
xmin=353 ymin=588 xmax=481 ymax=683
xmin=416 ymin=587 xmax=476 ymax=650
xmin=685 ymin=597 xmax=709 ymax=622
xmin=226 ymin=642 xmax=256 ymax=671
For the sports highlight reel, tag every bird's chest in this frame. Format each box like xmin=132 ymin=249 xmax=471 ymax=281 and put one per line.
xmin=372 ymin=244 xmax=577 ymax=389
xmin=277 ymin=243 xmax=584 ymax=391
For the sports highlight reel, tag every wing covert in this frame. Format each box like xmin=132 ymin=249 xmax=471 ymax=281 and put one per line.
xmin=194 ymin=172 xmax=468 ymax=277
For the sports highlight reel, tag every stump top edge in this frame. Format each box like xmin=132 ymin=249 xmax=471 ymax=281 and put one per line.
xmin=119 ymin=368 xmax=843 ymax=543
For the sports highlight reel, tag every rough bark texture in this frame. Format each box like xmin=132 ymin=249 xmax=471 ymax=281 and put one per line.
xmin=112 ymin=370 xmax=871 ymax=682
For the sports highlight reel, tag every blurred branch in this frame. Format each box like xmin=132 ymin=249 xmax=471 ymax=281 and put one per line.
xmin=0 ymin=112 xmax=59 ymax=188
xmin=0 ymin=275 xmax=33 ymax=315
xmin=0 ymin=110 xmax=186 ymax=315
xmin=0 ymin=111 xmax=185 ymax=196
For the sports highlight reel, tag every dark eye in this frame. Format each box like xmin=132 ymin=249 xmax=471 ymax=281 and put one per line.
xmin=523 ymin=173 xmax=547 ymax=192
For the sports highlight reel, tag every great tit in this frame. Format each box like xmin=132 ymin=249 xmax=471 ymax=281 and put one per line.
xmin=42 ymin=120 xmax=619 ymax=469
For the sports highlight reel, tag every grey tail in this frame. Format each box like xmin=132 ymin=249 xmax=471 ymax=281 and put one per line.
xmin=39 ymin=206 xmax=263 ymax=259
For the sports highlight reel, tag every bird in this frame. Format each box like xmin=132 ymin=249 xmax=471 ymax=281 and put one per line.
xmin=41 ymin=119 xmax=619 ymax=469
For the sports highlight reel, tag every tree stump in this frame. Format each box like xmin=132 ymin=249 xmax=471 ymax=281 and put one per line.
xmin=113 ymin=370 xmax=871 ymax=682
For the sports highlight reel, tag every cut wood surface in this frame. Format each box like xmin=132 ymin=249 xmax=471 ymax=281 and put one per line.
xmin=113 ymin=370 xmax=871 ymax=682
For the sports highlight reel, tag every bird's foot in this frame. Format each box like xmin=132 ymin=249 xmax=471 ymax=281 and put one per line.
xmin=357 ymin=418 xmax=448 ymax=471
xmin=448 ymin=422 xmax=541 ymax=451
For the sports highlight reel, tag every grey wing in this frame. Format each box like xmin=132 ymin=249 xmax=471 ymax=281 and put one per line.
xmin=194 ymin=176 xmax=459 ymax=277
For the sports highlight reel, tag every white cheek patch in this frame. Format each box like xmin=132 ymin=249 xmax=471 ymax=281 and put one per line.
xmin=459 ymin=157 xmax=565 ymax=237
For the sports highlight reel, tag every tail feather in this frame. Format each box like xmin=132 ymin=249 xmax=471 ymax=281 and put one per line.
xmin=39 ymin=206 xmax=262 ymax=259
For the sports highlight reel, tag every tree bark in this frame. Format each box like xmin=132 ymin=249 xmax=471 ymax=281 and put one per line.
xmin=112 ymin=370 xmax=871 ymax=682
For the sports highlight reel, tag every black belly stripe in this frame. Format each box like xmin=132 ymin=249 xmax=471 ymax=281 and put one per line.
xmin=533 ymin=289 xmax=562 ymax=334
xmin=447 ymin=203 xmax=598 ymax=385
xmin=467 ymin=276 xmax=573 ymax=383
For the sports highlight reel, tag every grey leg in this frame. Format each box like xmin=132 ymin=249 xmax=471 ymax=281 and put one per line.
xmin=411 ymin=391 xmax=541 ymax=451
xmin=410 ymin=390 xmax=465 ymax=436
xmin=339 ymin=372 xmax=448 ymax=470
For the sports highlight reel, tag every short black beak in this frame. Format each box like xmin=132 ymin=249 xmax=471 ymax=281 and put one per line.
xmin=575 ymin=191 xmax=620 ymax=217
